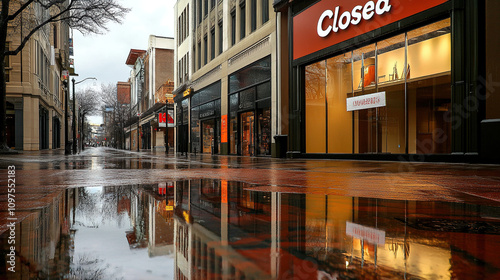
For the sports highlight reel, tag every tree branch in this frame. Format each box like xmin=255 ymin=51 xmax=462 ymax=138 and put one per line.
xmin=5 ymin=3 xmax=71 ymax=56
xmin=7 ymin=0 xmax=36 ymax=21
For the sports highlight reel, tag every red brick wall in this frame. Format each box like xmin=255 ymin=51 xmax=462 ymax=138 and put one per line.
xmin=155 ymin=80 xmax=175 ymax=104
xmin=155 ymin=49 xmax=174 ymax=92
xmin=117 ymin=82 xmax=131 ymax=104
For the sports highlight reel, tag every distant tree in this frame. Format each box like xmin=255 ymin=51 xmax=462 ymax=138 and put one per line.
xmin=101 ymin=83 xmax=130 ymax=149
xmin=0 ymin=0 xmax=130 ymax=152
xmin=76 ymin=87 xmax=100 ymax=150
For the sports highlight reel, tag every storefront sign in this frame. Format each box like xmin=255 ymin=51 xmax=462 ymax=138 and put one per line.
xmin=294 ymin=0 xmax=448 ymax=59
xmin=183 ymin=88 xmax=192 ymax=97
xmin=158 ymin=111 xmax=174 ymax=127
xmin=317 ymin=0 xmax=392 ymax=38
xmin=221 ymin=115 xmax=228 ymax=143
xmin=346 ymin=91 xmax=386 ymax=111
xmin=346 ymin=221 xmax=385 ymax=245
xmin=200 ymin=110 xmax=215 ymax=118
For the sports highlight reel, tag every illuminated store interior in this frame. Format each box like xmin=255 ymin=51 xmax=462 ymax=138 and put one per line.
xmin=305 ymin=19 xmax=451 ymax=155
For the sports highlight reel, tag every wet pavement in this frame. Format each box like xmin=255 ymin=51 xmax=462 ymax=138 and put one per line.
xmin=1 ymin=147 xmax=500 ymax=279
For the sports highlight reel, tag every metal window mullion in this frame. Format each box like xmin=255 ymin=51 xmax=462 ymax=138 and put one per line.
xmin=404 ymin=32 xmax=409 ymax=154
xmin=375 ymin=43 xmax=379 ymax=153
xmin=325 ymin=59 xmax=328 ymax=154
xmin=351 ymin=51 xmax=355 ymax=154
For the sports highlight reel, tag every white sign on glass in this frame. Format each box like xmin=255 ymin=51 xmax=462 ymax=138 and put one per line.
xmin=346 ymin=91 xmax=386 ymax=111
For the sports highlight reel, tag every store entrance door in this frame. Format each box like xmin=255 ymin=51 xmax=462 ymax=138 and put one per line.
xmin=202 ymin=120 xmax=215 ymax=154
xmin=240 ymin=111 xmax=255 ymax=156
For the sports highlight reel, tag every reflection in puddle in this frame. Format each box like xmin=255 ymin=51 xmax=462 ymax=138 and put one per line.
xmin=2 ymin=180 xmax=500 ymax=279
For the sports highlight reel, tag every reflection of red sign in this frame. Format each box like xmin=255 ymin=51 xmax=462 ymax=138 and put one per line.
xmin=221 ymin=180 xmax=228 ymax=203
xmin=293 ymin=0 xmax=448 ymax=59
xmin=221 ymin=115 xmax=228 ymax=143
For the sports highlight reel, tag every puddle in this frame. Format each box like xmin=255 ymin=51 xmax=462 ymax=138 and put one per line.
xmin=2 ymin=180 xmax=500 ymax=279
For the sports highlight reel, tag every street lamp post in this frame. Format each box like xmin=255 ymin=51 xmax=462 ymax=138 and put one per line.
xmin=64 ymin=80 xmax=70 ymax=155
xmin=72 ymin=77 xmax=96 ymax=154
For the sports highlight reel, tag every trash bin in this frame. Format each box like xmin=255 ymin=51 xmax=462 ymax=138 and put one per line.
xmin=273 ymin=135 xmax=288 ymax=158
xmin=65 ymin=140 xmax=73 ymax=155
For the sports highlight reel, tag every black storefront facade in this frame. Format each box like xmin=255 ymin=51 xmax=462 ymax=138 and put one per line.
xmin=174 ymin=56 xmax=273 ymax=156
xmin=275 ymin=0 xmax=500 ymax=162
xmin=228 ymin=57 xmax=272 ymax=157
xmin=191 ymin=81 xmax=222 ymax=155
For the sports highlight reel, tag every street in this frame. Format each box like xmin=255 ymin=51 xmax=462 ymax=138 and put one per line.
xmin=1 ymin=147 xmax=500 ymax=279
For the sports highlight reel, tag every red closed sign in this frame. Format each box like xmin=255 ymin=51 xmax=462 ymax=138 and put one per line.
xmin=293 ymin=0 xmax=448 ymax=60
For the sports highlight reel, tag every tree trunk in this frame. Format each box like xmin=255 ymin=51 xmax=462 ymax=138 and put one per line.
xmin=0 ymin=54 xmax=9 ymax=151
xmin=0 ymin=0 xmax=13 ymax=152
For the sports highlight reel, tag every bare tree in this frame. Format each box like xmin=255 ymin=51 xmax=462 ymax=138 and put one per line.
xmin=76 ymin=87 xmax=100 ymax=150
xmin=101 ymin=83 xmax=129 ymax=149
xmin=0 ymin=0 xmax=130 ymax=152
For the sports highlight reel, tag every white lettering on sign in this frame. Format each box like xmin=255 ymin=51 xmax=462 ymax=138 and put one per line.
xmin=346 ymin=221 xmax=386 ymax=245
xmin=346 ymin=91 xmax=386 ymax=111
xmin=317 ymin=0 xmax=392 ymax=38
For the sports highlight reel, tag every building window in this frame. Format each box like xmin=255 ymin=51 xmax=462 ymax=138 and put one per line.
xmin=204 ymin=0 xmax=208 ymax=17
xmin=36 ymin=42 xmax=50 ymax=87
xmin=210 ymin=0 xmax=215 ymax=10
xmin=193 ymin=0 xmax=196 ymax=25
xmin=210 ymin=28 xmax=215 ymax=60
xmin=262 ymin=0 xmax=269 ymax=24
xmin=240 ymin=2 xmax=246 ymax=40
xmin=198 ymin=0 xmax=202 ymax=24
xmin=53 ymin=25 xmax=58 ymax=48
xmin=186 ymin=5 xmax=189 ymax=36
xmin=185 ymin=54 xmax=188 ymax=81
xmin=179 ymin=57 xmax=183 ymax=84
xmin=178 ymin=17 xmax=181 ymax=45
xmin=198 ymin=42 xmax=201 ymax=69
xmin=178 ymin=6 xmax=190 ymax=46
xmin=251 ymin=0 xmax=257 ymax=32
xmin=193 ymin=46 xmax=197 ymax=72
xmin=231 ymin=11 xmax=236 ymax=46
xmin=218 ymin=21 xmax=223 ymax=55
xmin=203 ymin=35 xmax=208 ymax=65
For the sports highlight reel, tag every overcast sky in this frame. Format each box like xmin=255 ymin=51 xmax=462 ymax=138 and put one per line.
xmin=73 ymin=0 xmax=175 ymax=123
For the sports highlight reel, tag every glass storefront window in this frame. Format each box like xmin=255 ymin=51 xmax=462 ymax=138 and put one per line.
xmin=191 ymin=106 xmax=200 ymax=153
xmin=257 ymin=108 xmax=271 ymax=155
xmin=327 ymin=53 xmax=353 ymax=153
xmin=202 ymin=120 xmax=215 ymax=153
xmin=377 ymin=34 xmax=406 ymax=154
xmin=182 ymin=99 xmax=189 ymax=125
xmin=407 ymin=19 xmax=451 ymax=154
xmin=191 ymin=81 xmax=221 ymax=154
xmin=229 ymin=57 xmax=271 ymax=94
xmin=353 ymin=44 xmax=377 ymax=154
xmin=305 ymin=60 xmax=326 ymax=153
xmin=486 ymin=0 xmax=500 ymax=119
xmin=257 ymin=81 xmax=271 ymax=100
xmin=228 ymin=57 xmax=272 ymax=156
xmin=241 ymin=111 xmax=255 ymax=156
xmin=229 ymin=94 xmax=238 ymax=154
xmin=304 ymin=18 xmax=451 ymax=155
